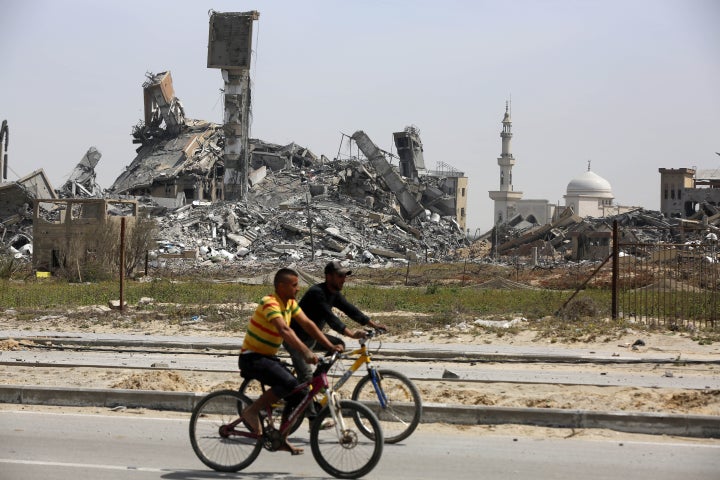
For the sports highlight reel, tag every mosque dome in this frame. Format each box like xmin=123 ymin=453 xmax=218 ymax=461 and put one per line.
xmin=566 ymin=170 xmax=613 ymax=197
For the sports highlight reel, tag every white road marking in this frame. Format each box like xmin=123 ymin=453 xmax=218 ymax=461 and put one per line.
xmin=0 ymin=458 xmax=170 ymax=472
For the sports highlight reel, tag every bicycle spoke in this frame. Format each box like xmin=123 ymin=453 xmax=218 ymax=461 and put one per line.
xmin=189 ymin=390 xmax=262 ymax=472
xmin=310 ymin=400 xmax=383 ymax=479
xmin=352 ymin=369 xmax=422 ymax=443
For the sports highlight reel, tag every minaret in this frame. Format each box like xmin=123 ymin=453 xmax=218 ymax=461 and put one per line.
xmin=489 ymin=102 xmax=523 ymax=224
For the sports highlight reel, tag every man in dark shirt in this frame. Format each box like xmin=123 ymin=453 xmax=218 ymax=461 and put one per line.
xmin=285 ymin=260 xmax=387 ymax=422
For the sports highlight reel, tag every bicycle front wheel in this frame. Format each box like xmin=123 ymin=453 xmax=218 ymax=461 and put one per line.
xmin=189 ymin=390 xmax=262 ymax=472
xmin=351 ymin=369 xmax=422 ymax=443
xmin=310 ymin=399 xmax=384 ymax=479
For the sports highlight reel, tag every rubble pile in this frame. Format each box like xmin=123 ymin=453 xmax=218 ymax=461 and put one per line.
xmin=487 ymin=203 xmax=720 ymax=262
xmin=0 ymin=169 xmax=56 ymax=263
xmin=150 ymin=163 xmax=469 ymax=272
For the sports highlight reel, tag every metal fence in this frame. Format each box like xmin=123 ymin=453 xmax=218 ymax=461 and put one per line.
xmin=612 ymin=223 xmax=719 ymax=328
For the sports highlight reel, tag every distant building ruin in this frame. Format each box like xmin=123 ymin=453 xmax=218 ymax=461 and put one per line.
xmin=110 ymin=72 xmax=225 ymax=207
xmin=207 ymin=10 xmax=259 ymax=201
xmin=32 ymin=198 xmax=137 ymax=273
xmin=393 ymin=126 xmax=468 ymax=230
xmin=658 ymin=167 xmax=720 ymax=218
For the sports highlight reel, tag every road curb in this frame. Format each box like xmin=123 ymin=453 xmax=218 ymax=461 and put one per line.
xmin=5 ymin=334 xmax=717 ymax=365
xmin=1 ymin=385 xmax=718 ymax=439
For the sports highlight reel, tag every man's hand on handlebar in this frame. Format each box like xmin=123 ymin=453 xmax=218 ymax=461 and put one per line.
xmin=368 ymin=321 xmax=388 ymax=333
xmin=349 ymin=329 xmax=368 ymax=340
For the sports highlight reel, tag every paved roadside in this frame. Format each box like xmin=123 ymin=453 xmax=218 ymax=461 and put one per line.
xmin=1 ymin=330 xmax=719 ymax=439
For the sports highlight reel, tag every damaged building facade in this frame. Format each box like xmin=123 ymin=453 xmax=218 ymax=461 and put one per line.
xmin=32 ymin=199 xmax=138 ymax=273
xmin=394 ymin=126 xmax=468 ymax=231
xmin=0 ymin=169 xmax=56 ymax=260
xmin=659 ymin=167 xmax=720 ymax=219
xmin=110 ymin=71 xmax=226 ymax=208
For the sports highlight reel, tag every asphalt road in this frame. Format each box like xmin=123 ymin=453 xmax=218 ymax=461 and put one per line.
xmin=1 ymin=408 xmax=719 ymax=480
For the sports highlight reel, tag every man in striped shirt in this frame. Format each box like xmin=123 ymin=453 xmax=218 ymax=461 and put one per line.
xmin=239 ymin=267 xmax=342 ymax=455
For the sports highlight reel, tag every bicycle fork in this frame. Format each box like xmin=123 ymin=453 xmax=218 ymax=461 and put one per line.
xmin=368 ymin=367 xmax=389 ymax=409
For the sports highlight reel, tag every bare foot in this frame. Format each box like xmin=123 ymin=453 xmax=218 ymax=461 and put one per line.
xmin=278 ymin=439 xmax=304 ymax=455
xmin=241 ymin=411 xmax=262 ymax=435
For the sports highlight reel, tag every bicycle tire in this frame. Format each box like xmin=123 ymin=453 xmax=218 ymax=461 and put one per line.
xmin=238 ymin=378 xmax=305 ymax=435
xmin=351 ymin=369 xmax=422 ymax=443
xmin=310 ymin=399 xmax=384 ymax=479
xmin=189 ymin=389 xmax=263 ymax=472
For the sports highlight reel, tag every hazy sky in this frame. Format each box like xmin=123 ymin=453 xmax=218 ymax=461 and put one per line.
xmin=2 ymin=0 xmax=719 ymax=231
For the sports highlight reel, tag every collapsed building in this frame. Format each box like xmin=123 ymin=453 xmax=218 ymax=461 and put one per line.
xmin=485 ymin=203 xmax=720 ymax=263
xmin=98 ymin=56 xmax=470 ymax=269
xmin=0 ymin=169 xmax=56 ymax=260
xmin=57 ymin=147 xmax=104 ymax=199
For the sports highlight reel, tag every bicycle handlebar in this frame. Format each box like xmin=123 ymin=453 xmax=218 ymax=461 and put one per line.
xmin=364 ymin=327 xmax=387 ymax=338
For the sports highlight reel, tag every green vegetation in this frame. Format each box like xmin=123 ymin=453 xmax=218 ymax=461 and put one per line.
xmin=0 ymin=260 xmax=717 ymax=344
xmin=0 ymin=278 xmax=265 ymax=308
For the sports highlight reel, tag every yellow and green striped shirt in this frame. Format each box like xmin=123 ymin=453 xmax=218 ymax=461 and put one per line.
xmin=241 ymin=294 xmax=302 ymax=355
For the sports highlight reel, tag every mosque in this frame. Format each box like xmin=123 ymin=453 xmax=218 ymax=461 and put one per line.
xmin=488 ymin=103 xmax=635 ymax=227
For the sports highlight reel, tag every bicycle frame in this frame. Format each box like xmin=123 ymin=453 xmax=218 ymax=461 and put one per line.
xmin=319 ymin=333 xmax=388 ymax=409
xmin=238 ymin=354 xmax=347 ymax=442
xmin=273 ymin=367 xmax=328 ymax=436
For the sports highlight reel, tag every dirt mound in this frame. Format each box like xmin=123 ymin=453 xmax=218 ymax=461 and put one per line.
xmin=0 ymin=339 xmax=20 ymax=351
xmin=0 ymin=338 xmax=36 ymax=351
xmin=111 ymin=371 xmax=200 ymax=392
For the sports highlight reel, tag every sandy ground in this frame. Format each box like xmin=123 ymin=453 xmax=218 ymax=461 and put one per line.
xmin=2 ymin=310 xmax=720 ymax=418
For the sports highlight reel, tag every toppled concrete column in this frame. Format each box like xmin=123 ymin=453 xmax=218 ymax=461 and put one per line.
xmin=351 ymin=130 xmax=425 ymax=220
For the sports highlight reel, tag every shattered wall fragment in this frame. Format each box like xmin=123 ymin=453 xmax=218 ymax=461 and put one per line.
xmin=59 ymin=147 xmax=103 ymax=198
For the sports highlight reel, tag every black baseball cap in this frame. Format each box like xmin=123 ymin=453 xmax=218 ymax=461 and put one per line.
xmin=324 ymin=260 xmax=352 ymax=276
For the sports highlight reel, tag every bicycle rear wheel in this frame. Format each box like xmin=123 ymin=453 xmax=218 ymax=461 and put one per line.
xmin=189 ymin=390 xmax=262 ymax=472
xmin=351 ymin=369 xmax=422 ymax=443
xmin=310 ymin=399 xmax=384 ymax=479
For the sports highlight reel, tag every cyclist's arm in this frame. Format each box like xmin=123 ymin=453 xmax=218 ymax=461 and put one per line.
xmin=269 ymin=316 xmax=319 ymax=364
xmin=334 ymin=294 xmax=388 ymax=333
xmin=293 ymin=310 xmax=343 ymax=354
xmin=304 ymin=287 xmax=350 ymax=336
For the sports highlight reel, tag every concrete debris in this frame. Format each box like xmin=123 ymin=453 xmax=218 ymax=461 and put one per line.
xmin=481 ymin=204 xmax=720 ymax=263
xmin=58 ymin=147 xmax=104 ymax=198
xmin=148 ymin=164 xmax=469 ymax=271
xmin=0 ymin=169 xmax=55 ymax=261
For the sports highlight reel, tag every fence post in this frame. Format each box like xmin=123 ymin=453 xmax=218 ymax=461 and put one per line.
xmin=119 ymin=217 xmax=126 ymax=312
xmin=612 ymin=220 xmax=618 ymax=320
